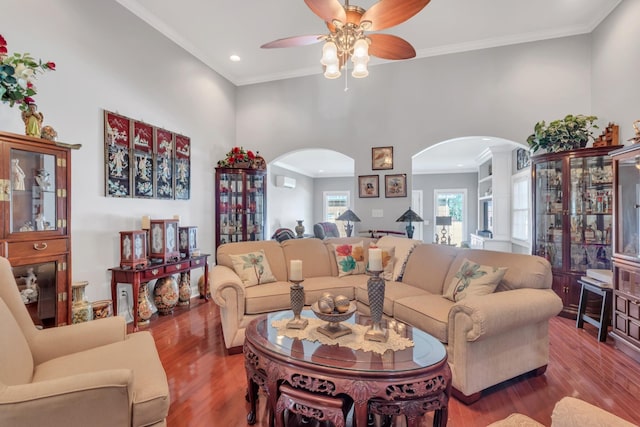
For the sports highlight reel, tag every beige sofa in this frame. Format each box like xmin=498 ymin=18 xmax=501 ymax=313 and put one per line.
xmin=487 ymin=396 xmax=638 ymax=427
xmin=0 ymin=257 xmax=170 ymax=426
xmin=211 ymin=236 xmax=562 ymax=403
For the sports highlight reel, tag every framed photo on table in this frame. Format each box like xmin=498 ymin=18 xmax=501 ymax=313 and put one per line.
xmin=372 ymin=146 xmax=393 ymax=170
xmin=385 ymin=174 xmax=407 ymax=198
xmin=358 ymin=175 xmax=379 ymax=198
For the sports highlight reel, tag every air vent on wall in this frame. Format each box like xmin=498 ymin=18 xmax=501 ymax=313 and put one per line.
xmin=275 ymin=175 xmax=296 ymax=189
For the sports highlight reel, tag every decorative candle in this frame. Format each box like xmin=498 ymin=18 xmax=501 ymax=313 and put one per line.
xmin=173 ymin=214 xmax=181 ymax=223
xmin=290 ymin=260 xmax=303 ymax=281
xmin=369 ymin=248 xmax=383 ymax=271
xmin=141 ymin=215 xmax=151 ymax=230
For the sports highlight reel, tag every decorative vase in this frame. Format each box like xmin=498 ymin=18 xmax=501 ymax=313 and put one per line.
xmin=295 ymin=220 xmax=305 ymax=238
xmin=153 ymin=276 xmax=179 ymax=315
xmin=71 ymin=281 xmax=93 ymax=324
xmin=365 ymin=271 xmax=388 ymax=342
xmin=178 ymin=272 xmax=191 ymax=306
xmin=92 ymin=300 xmax=113 ymax=319
xmin=137 ymin=282 xmax=153 ymax=325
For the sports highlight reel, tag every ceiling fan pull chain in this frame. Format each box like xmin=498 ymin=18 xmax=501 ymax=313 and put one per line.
xmin=344 ymin=54 xmax=349 ymax=92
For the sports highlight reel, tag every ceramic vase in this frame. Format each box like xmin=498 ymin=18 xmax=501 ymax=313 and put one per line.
xmin=153 ymin=276 xmax=179 ymax=315
xmin=71 ymin=281 xmax=93 ymax=324
xmin=137 ymin=283 xmax=153 ymax=325
xmin=295 ymin=220 xmax=305 ymax=238
xmin=178 ymin=272 xmax=191 ymax=306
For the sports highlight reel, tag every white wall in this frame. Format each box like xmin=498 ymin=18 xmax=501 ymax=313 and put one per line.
xmin=592 ymin=0 xmax=640 ymax=142
xmin=0 ymin=0 xmax=235 ymax=302
xmin=237 ymin=35 xmax=592 ymax=229
xmin=268 ymin=164 xmax=313 ymax=235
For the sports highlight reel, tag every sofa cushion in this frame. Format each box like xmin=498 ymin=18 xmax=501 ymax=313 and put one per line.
xmin=282 ymin=238 xmax=334 ymax=278
xmin=301 ymin=277 xmax=356 ymax=305
xmin=402 ymin=244 xmax=459 ymax=294
xmin=355 ymin=280 xmax=430 ymax=317
xmin=376 ymin=236 xmax=419 ymax=281
xmin=217 ymin=240 xmax=288 ymax=281
xmin=333 ymin=242 xmax=366 ymax=277
xmin=443 ymin=258 xmax=507 ymax=302
xmin=244 ymin=281 xmax=291 ymax=314
xmin=393 ymin=294 xmax=454 ymax=343
xmin=32 ymin=331 xmax=169 ymax=427
xmin=229 ymin=250 xmax=277 ymax=287
xmin=0 ymin=298 xmax=34 ymax=385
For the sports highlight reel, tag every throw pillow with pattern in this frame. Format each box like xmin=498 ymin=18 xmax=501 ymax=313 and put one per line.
xmin=444 ymin=258 xmax=507 ymax=302
xmin=333 ymin=242 xmax=366 ymax=277
xmin=229 ymin=250 xmax=277 ymax=287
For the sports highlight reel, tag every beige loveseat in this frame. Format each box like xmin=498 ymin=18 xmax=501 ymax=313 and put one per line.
xmin=0 ymin=257 xmax=170 ymax=426
xmin=211 ymin=236 xmax=562 ymax=403
xmin=487 ymin=396 xmax=638 ymax=427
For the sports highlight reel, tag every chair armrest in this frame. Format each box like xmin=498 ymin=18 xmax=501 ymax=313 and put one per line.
xmin=448 ymin=288 xmax=562 ymax=342
xmin=29 ymin=316 xmax=127 ymax=365
xmin=551 ymin=397 xmax=637 ymax=427
xmin=0 ymin=369 xmax=133 ymax=427
xmin=211 ymin=265 xmax=245 ymax=309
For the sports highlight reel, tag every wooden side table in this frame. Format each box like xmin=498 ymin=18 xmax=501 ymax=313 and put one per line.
xmin=576 ymin=279 xmax=612 ymax=342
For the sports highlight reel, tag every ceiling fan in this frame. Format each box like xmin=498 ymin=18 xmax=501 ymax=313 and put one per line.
xmin=261 ymin=0 xmax=431 ymax=79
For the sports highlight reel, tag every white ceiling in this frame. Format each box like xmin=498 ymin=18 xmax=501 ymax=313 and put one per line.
xmin=116 ymin=0 xmax=620 ymax=176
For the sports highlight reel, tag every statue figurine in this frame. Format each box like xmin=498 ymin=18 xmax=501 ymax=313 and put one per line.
xmin=11 ymin=159 xmax=26 ymax=190
xmin=22 ymin=103 xmax=44 ymax=138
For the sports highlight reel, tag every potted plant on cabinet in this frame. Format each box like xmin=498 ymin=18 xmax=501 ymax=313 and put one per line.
xmin=527 ymin=114 xmax=598 ymax=153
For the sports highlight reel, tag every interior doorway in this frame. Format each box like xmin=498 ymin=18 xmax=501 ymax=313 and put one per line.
xmin=434 ymin=189 xmax=467 ymax=246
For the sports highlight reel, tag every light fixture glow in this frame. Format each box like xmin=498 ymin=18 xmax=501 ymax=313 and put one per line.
xmin=324 ymin=62 xmax=341 ymax=79
xmin=321 ymin=42 xmax=339 ymax=66
xmin=229 ymin=55 xmax=241 ymax=62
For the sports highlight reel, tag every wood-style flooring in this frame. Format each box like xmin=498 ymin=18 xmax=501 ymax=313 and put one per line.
xmin=136 ymin=299 xmax=640 ymax=427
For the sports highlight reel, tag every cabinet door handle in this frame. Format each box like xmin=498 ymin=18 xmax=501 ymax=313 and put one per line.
xmin=33 ymin=242 xmax=48 ymax=251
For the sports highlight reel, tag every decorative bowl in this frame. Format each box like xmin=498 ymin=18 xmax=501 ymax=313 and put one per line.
xmin=311 ymin=301 xmax=356 ymax=339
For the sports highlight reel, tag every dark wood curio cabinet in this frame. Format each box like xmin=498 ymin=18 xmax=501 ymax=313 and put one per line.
xmin=609 ymin=144 xmax=640 ymax=362
xmin=0 ymin=130 xmax=72 ymax=327
xmin=531 ymin=146 xmax=620 ymax=318
xmin=215 ymin=167 xmax=266 ymax=248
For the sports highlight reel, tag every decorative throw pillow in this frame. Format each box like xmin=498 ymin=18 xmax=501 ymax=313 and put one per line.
xmin=229 ymin=250 xmax=277 ymax=287
xmin=444 ymin=258 xmax=507 ymax=302
xmin=376 ymin=236 xmax=419 ymax=281
xmin=369 ymin=245 xmax=395 ymax=281
xmin=333 ymin=242 xmax=366 ymax=277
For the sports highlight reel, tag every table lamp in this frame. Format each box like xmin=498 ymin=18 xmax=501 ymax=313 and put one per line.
xmin=436 ymin=216 xmax=452 ymax=244
xmin=396 ymin=207 xmax=423 ymax=239
xmin=336 ymin=209 xmax=361 ymax=237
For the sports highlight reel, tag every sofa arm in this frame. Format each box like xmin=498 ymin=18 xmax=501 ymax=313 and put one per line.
xmin=0 ymin=369 xmax=133 ymax=427
xmin=29 ymin=316 xmax=127 ymax=365
xmin=551 ymin=397 xmax=637 ymax=427
xmin=448 ymin=288 xmax=562 ymax=342
xmin=211 ymin=265 xmax=246 ymax=310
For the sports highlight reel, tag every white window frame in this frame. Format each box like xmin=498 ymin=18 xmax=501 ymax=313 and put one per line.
xmin=511 ymin=170 xmax=531 ymax=246
xmin=433 ymin=189 xmax=467 ymax=245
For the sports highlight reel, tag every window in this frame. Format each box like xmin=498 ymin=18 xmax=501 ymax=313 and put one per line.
xmin=511 ymin=171 xmax=530 ymax=242
xmin=323 ymin=191 xmax=350 ymax=237
xmin=434 ymin=189 xmax=467 ymax=246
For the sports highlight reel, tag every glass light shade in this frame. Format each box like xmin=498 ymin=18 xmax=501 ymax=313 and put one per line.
xmin=324 ymin=62 xmax=341 ymax=79
xmin=321 ymin=41 xmax=339 ymax=66
xmin=352 ymin=38 xmax=369 ymax=59
xmin=352 ymin=59 xmax=369 ymax=78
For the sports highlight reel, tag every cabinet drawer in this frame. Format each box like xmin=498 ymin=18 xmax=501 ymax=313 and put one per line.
xmin=630 ymin=301 xmax=640 ymax=321
xmin=615 ymin=313 xmax=627 ymax=334
xmin=166 ymin=262 xmax=189 ymax=273
xmin=142 ymin=266 xmax=165 ymax=280
xmin=615 ymin=294 xmax=627 ymax=314
xmin=190 ymin=257 xmax=205 ymax=268
xmin=631 ymin=320 xmax=640 ymax=342
xmin=7 ymin=239 xmax=69 ymax=258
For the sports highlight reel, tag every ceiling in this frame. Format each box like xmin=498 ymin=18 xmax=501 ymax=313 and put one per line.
xmin=116 ymin=0 xmax=620 ymax=176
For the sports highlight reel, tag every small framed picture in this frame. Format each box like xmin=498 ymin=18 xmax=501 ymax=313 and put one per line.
xmin=372 ymin=146 xmax=393 ymax=170
xmin=516 ymin=148 xmax=531 ymax=171
xmin=358 ymin=175 xmax=379 ymax=198
xmin=385 ymin=174 xmax=407 ymax=198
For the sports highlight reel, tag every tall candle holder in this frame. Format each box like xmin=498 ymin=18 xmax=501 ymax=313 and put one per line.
xmin=365 ymin=270 xmax=388 ymax=342
xmin=287 ymin=279 xmax=308 ymax=329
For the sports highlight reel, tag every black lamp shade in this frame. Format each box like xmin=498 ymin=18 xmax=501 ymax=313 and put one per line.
xmin=436 ymin=216 xmax=452 ymax=226
xmin=396 ymin=208 xmax=423 ymax=223
xmin=336 ymin=209 xmax=361 ymax=223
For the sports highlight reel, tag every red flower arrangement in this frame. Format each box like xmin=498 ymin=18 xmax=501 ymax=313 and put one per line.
xmin=217 ymin=146 xmax=256 ymax=168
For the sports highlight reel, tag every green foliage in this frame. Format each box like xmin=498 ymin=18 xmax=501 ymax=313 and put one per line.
xmin=527 ymin=114 xmax=598 ymax=153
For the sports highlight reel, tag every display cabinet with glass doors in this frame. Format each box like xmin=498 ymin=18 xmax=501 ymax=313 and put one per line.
xmin=215 ymin=167 xmax=266 ymax=248
xmin=609 ymin=144 xmax=640 ymax=361
xmin=532 ymin=145 xmax=619 ymax=318
xmin=1 ymin=130 xmax=72 ymax=327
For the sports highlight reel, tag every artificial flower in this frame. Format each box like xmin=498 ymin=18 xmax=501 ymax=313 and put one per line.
xmin=217 ymin=146 xmax=257 ymax=168
xmin=0 ymin=34 xmax=55 ymax=111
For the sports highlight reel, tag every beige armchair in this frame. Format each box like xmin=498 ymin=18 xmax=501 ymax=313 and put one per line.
xmin=0 ymin=257 xmax=169 ymax=426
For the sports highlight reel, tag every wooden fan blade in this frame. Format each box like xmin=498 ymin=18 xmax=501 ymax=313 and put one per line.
xmin=304 ymin=0 xmax=346 ymax=24
xmin=261 ymin=35 xmax=324 ymax=49
xmin=368 ymin=33 xmax=416 ymax=60
xmin=361 ymin=0 xmax=431 ymax=31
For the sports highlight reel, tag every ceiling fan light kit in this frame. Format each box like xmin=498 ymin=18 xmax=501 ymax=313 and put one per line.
xmin=261 ymin=0 xmax=431 ymax=80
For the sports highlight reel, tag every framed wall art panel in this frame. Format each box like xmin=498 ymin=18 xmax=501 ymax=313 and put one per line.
xmin=372 ymin=146 xmax=393 ymax=170
xmin=174 ymin=134 xmax=191 ymax=200
xmin=132 ymin=120 xmax=154 ymax=198
xmin=155 ymin=128 xmax=174 ymax=199
xmin=104 ymin=110 xmax=132 ymax=197
xmin=385 ymin=174 xmax=407 ymax=198
xmin=358 ymin=175 xmax=379 ymax=198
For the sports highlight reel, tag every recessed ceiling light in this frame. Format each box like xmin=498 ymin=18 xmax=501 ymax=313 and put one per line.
xmin=230 ymin=55 xmax=241 ymax=62
xmin=457 ymin=164 xmax=464 ymax=167
xmin=318 ymin=169 xmax=325 ymax=173
xmin=481 ymin=137 xmax=491 ymax=141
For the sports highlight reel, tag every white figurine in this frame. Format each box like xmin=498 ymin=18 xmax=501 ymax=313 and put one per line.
xmin=12 ymin=159 xmax=26 ymax=191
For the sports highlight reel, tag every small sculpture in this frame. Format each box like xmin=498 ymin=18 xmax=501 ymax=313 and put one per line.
xmin=11 ymin=159 xmax=25 ymax=190
xmin=629 ymin=120 xmax=640 ymax=144
xmin=21 ymin=103 xmax=44 ymax=137
xmin=41 ymin=125 xmax=58 ymax=141
xmin=35 ymin=169 xmax=51 ymax=191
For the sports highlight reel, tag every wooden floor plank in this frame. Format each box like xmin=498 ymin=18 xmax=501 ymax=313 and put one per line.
xmin=136 ymin=299 xmax=640 ymax=426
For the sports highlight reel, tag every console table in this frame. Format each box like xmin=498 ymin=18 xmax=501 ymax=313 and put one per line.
xmin=244 ymin=310 xmax=451 ymax=427
xmin=109 ymin=254 xmax=209 ymax=328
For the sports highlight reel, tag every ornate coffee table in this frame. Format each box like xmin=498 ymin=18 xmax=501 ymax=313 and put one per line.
xmin=244 ymin=310 xmax=451 ymax=427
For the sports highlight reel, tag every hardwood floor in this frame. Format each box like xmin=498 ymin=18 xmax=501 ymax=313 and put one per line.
xmin=137 ymin=299 xmax=640 ymax=427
